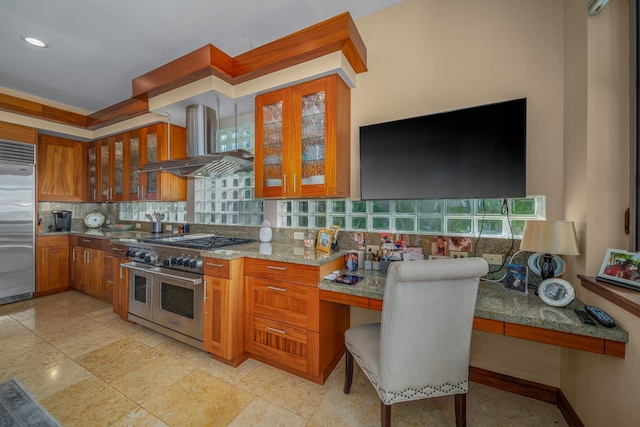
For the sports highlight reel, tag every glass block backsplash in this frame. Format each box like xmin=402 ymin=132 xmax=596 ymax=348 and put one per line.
xmin=277 ymin=196 xmax=545 ymax=239
xmin=119 ymin=202 xmax=187 ymax=222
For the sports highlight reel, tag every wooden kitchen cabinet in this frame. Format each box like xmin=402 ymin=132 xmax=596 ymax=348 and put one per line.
xmin=87 ymin=123 xmax=187 ymax=202
xmin=203 ymin=257 xmax=246 ymax=366
xmin=255 ymin=74 xmax=351 ymax=198
xmin=102 ymin=240 xmax=128 ymax=305
xmin=69 ymin=236 xmax=103 ymax=300
xmin=37 ymin=135 xmax=84 ymax=202
xmin=243 ymin=257 xmax=348 ymax=384
xmin=36 ymin=235 xmax=70 ymax=296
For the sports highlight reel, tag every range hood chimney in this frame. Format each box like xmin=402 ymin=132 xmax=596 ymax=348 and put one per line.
xmin=138 ymin=104 xmax=253 ymax=177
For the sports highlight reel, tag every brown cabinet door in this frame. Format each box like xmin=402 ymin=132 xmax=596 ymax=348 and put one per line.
xmin=203 ymin=276 xmax=224 ymax=356
xmin=245 ymin=276 xmax=319 ymax=331
xmin=244 ymin=314 xmax=319 ymax=376
xmin=36 ymin=246 xmax=69 ymax=294
xmin=69 ymin=246 xmax=83 ymax=291
xmin=37 ymin=135 xmax=84 ymax=202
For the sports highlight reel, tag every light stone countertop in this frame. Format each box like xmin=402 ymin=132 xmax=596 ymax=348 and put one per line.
xmin=318 ymin=268 xmax=629 ymax=344
xmin=40 ymin=228 xmax=346 ymax=267
xmin=43 ymin=228 xmax=629 ymax=343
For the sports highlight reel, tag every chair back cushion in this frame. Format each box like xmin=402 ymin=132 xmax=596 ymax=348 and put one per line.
xmin=378 ymin=257 xmax=488 ymax=404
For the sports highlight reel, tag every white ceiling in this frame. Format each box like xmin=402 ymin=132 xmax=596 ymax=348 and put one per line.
xmin=0 ymin=0 xmax=402 ymax=118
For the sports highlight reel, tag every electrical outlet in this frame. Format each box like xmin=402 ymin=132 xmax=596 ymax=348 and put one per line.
xmin=135 ymin=223 xmax=141 ymax=229
xmin=483 ymin=254 xmax=503 ymax=265
xmin=293 ymin=231 xmax=304 ymax=240
xmin=165 ymin=224 xmax=172 ymax=231
xmin=450 ymin=251 xmax=468 ymax=259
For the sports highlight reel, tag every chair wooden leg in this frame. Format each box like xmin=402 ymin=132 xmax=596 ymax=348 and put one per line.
xmin=343 ymin=349 xmax=354 ymax=394
xmin=381 ymin=401 xmax=391 ymax=427
xmin=455 ymin=393 xmax=467 ymax=427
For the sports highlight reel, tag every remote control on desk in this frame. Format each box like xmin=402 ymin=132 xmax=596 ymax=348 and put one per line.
xmin=584 ymin=305 xmax=616 ymax=328
xmin=575 ymin=309 xmax=596 ymax=325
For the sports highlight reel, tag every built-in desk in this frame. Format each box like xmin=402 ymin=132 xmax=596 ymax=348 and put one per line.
xmin=319 ymin=269 xmax=628 ymax=358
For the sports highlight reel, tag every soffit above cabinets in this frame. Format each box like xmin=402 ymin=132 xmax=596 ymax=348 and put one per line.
xmin=0 ymin=12 xmax=367 ymax=137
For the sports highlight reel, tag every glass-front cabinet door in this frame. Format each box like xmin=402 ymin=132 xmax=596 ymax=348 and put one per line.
xmin=87 ymin=142 xmax=98 ymax=201
xmin=113 ymin=135 xmax=124 ymax=201
xmin=127 ymin=130 xmax=140 ymax=200
xmin=298 ymin=80 xmax=327 ymax=192
xmin=144 ymin=128 xmax=159 ymax=200
xmin=255 ymin=88 xmax=288 ymax=198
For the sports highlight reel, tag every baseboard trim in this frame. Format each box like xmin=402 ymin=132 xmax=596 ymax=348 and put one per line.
xmin=470 ymin=366 xmax=584 ymax=427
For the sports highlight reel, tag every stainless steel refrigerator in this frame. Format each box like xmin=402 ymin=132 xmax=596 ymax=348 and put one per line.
xmin=0 ymin=140 xmax=35 ymax=305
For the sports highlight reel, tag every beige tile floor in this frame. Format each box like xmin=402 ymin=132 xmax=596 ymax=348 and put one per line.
xmin=0 ymin=291 xmax=568 ymax=426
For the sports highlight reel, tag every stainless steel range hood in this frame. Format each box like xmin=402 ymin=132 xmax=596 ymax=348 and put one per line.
xmin=138 ymin=104 xmax=254 ymax=177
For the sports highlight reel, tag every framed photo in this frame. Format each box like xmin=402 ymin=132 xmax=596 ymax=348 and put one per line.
xmin=316 ymin=228 xmax=334 ymax=253
xmin=504 ymin=263 xmax=528 ymax=295
xmin=597 ymin=248 xmax=640 ymax=292
xmin=329 ymin=225 xmax=341 ymax=244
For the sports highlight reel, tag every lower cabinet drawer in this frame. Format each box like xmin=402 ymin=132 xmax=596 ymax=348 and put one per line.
xmin=245 ymin=315 xmax=319 ymax=376
xmin=245 ymin=277 xmax=319 ymax=331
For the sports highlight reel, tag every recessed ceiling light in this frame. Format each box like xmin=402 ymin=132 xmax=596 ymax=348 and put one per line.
xmin=22 ymin=36 xmax=48 ymax=48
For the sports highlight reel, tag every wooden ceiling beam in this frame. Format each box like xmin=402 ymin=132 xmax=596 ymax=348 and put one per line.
xmin=0 ymin=93 xmax=87 ymax=128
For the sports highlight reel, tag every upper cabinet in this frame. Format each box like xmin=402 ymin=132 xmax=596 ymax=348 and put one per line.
xmin=37 ymin=134 xmax=84 ymax=202
xmin=255 ymin=74 xmax=351 ymax=199
xmin=87 ymin=123 xmax=187 ymax=202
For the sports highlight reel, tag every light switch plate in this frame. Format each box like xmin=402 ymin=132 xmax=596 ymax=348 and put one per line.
xmin=483 ymin=254 xmax=503 ymax=265
xmin=294 ymin=231 xmax=304 ymax=240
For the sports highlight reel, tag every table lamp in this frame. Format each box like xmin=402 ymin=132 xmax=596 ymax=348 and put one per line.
xmin=519 ymin=220 xmax=580 ymax=279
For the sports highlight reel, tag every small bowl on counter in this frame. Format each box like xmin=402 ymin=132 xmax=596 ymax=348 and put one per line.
xmin=107 ymin=223 xmax=134 ymax=231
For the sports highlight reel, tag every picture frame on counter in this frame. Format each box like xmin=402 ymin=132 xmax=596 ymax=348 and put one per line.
xmin=597 ymin=248 xmax=640 ymax=292
xmin=317 ymin=228 xmax=333 ymax=253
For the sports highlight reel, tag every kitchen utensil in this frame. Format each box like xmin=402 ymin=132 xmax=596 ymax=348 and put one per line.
xmin=151 ymin=221 xmax=162 ymax=234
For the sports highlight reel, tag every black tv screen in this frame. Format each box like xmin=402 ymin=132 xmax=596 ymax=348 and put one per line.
xmin=359 ymin=98 xmax=527 ymax=200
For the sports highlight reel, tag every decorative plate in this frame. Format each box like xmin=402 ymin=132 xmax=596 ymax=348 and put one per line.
xmin=538 ymin=278 xmax=575 ymax=307
xmin=83 ymin=212 xmax=105 ymax=229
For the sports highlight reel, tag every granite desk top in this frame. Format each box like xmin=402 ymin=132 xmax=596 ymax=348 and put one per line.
xmin=318 ymin=268 xmax=629 ymax=344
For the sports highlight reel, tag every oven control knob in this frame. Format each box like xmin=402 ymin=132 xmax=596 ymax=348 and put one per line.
xmin=176 ymin=257 xmax=185 ymax=266
xmin=145 ymin=254 xmax=156 ymax=263
xmin=190 ymin=259 xmax=203 ymax=269
xmin=163 ymin=259 xmax=170 ymax=266
xmin=170 ymin=257 xmax=178 ymax=265
xmin=139 ymin=252 xmax=147 ymax=260
xmin=126 ymin=249 xmax=135 ymax=257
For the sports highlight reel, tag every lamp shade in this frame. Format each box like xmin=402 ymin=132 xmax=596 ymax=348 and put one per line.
xmin=519 ymin=220 xmax=580 ymax=255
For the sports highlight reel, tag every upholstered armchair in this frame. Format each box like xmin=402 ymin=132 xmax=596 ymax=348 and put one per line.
xmin=343 ymin=257 xmax=489 ymax=427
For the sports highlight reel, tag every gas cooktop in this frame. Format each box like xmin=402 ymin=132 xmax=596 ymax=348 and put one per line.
xmin=137 ymin=233 xmax=255 ymax=250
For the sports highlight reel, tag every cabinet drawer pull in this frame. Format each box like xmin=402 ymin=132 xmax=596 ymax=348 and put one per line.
xmin=266 ymin=265 xmax=287 ymax=271
xmin=112 ymin=248 xmax=124 ymax=252
xmin=204 ymin=280 xmax=208 ymax=302
xmin=266 ymin=326 xmax=286 ymax=335
xmin=267 ymin=286 xmax=286 ymax=292
xmin=82 ymin=239 xmax=93 ymax=243
xmin=206 ymin=262 xmax=223 ymax=268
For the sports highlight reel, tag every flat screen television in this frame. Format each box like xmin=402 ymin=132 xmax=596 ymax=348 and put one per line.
xmin=359 ymin=98 xmax=527 ymax=200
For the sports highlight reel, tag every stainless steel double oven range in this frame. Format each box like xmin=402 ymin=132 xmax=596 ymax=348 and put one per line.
xmin=121 ymin=234 xmax=253 ymax=350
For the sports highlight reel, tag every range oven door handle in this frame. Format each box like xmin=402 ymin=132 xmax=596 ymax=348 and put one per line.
xmin=121 ymin=263 xmax=203 ymax=285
